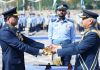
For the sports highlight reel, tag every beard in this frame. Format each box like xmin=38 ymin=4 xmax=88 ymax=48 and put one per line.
xmin=59 ymin=15 xmax=65 ymax=20
xmin=11 ymin=21 xmax=18 ymax=26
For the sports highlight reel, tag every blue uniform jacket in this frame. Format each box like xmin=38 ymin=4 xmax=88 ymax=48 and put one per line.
xmin=0 ymin=24 xmax=44 ymax=70
xmin=57 ymin=27 xmax=100 ymax=70
xmin=48 ymin=16 xmax=75 ymax=44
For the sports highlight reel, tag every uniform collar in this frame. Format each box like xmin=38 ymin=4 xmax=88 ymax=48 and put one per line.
xmin=4 ymin=23 xmax=17 ymax=32
xmin=84 ymin=26 xmax=96 ymax=33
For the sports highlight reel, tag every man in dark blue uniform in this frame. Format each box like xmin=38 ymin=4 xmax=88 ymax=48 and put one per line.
xmin=0 ymin=7 xmax=45 ymax=70
xmin=50 ymin=10 xmax=100 ymax=70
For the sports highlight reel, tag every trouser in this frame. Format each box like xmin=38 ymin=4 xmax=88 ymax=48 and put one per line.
xmin=52 ymin=39 xmax=72 ymax=66
xmin=18 ymin=24 xmax=23 ymax=32
xmin=29 ymin=24 xmax=33 ymax=32
xmin=0 ymin=24 xmax=2 ymax=29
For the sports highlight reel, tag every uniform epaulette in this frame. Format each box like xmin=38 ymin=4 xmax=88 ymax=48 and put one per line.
xmin=67 ymin=19 xmax=74 ymax=23
xmin=3 ymin=26 xmax=10 ymax=31
xmin=51 ymin=18 xmax=57 ymax=22
xmin=91 ymin=30 xmax=100 ymax=38
xmin=80 ymin=29 xmax=100 ymax=42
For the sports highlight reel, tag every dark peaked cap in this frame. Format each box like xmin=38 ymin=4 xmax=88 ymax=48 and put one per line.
xmin=2 ymin=7 xmax=18 ymax=18
xmin=56 ymin=4 xmax=68 ymax=10
xmin=81 ymin=9 xmax=98 ymax=19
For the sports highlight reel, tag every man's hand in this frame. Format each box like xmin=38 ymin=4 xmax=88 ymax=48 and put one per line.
xmin=43 ymin=47 xmax=52 ymax=55
xmin=49 ymin=44 xmax=60 ymax=53
xmin=42 ymin=44 xmax=61 ymax=55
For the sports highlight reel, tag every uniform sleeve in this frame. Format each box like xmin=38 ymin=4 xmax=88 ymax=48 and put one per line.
xmin=1 ymin=30 xmax=39 ymax=55
xmin=48 ymin=20 xmax=53 ymax=44
xmin=22 ymin=34 xmax=44 ymax=49
xmin=57 ymin=32 xmax=99 ymax=56
xmin=70 ymin=22 xmax=75 ymax=43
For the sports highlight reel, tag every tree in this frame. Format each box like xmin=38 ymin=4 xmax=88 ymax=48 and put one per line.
xmin=85 ymin=0 xmax=93 ymax=9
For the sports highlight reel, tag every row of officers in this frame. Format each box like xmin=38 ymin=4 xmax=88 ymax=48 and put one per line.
xmin=0 ymin=11 xmax=100 ymax=33
xmin=0 ymin=12 xmax=45 ymax=32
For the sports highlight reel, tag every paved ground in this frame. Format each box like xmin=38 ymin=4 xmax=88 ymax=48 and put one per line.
xmin=0 ymin=30 xmax=100 ymax=70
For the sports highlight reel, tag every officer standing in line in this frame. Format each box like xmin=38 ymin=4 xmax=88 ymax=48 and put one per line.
xmin=50 ymin=10 xmax=100 ymax=70
xmin=18 ymin=12 xmax=23 ymax=32
xmin=48 ymin=3 xmax=75 ymax=69
xmin=21 ymin=13 xmax=27 ymax=31
xmin=27 ymin=12 xmax=37 ymax=33
xmin=0 ymin=7 xmax=46 ymax=70
xmin=66 ymin=11 xmax=74 ymax=23
xmin=36 ymin=14 xmax=42 ymax=32
xmin=48 ymin=12 xmax=57 ymax=25
xmin=0 ymin=13 xmax=4 ymax=29
xmin=18 ymin=12 xmax=27 ymax=32
xmin=47 ymin=12 xmax=57 ymax=31
xmin=40 ymin=13 xmax=45 ymax=30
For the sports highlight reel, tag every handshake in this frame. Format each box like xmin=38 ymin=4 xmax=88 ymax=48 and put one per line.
xmin=42 ymin=44 xmax=60 ymax=55
xmin=43 ymin=46 xmax=52 ymax=55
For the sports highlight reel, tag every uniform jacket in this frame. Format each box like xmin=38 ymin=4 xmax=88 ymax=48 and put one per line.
xmin=0 ymin=23 xmax=44 ymax=70
xmin=57 ymin=27 xmax=100 ymax=70
xmin=48 ymin=16 xmax=75 ymax=44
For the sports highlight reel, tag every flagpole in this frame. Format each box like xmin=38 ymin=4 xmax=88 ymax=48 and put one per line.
xmin=52 ymin=0 xmax=57 ymax=10
xmin=23 ymin=0 xmax=25 ymax=13
xmin=39 ymin=0 xmax=41 ymax=11
xmin=81 ymin=0 xmax=85 ymax=9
